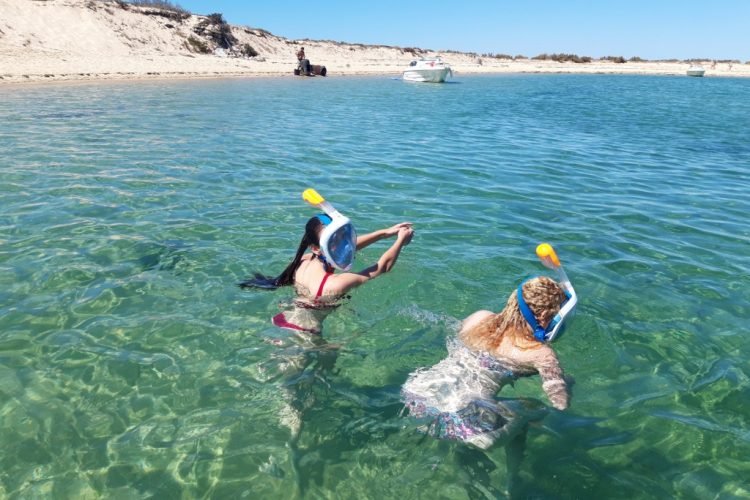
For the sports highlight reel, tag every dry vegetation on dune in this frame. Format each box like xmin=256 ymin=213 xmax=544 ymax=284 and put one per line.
xmin=83 ymin=0 xmax=262 ymax=57
xmin=70 ymin=0 xmax=748 ymax=64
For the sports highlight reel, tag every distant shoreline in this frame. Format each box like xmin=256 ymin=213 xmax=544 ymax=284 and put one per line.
xmin=1 ymin=0 xmax=748 ymax=86
xmin=2 ymin=60 xmax=749 ymax=87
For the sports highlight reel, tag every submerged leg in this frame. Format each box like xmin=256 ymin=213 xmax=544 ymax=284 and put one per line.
xmin=505 ymin=425 xmax=528 ymax=495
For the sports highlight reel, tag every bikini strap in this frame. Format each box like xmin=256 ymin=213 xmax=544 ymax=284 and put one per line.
xmin=316 ymin=272 xmax=333 ymax=298
xmin=317 ymin=253 xmax=335 ymax=273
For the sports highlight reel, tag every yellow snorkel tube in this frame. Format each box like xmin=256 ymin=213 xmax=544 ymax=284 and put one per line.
xmin=535 ymin=243 xmax=577 ymax=341
xmin=303 ymin=188 xmax=345 ymax=220
xmin=302 ymin=188 xmax=357 ymax=271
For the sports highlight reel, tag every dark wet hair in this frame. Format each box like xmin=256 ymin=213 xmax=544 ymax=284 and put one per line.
xmin=238 ymin=216 xmax=324 ymax=289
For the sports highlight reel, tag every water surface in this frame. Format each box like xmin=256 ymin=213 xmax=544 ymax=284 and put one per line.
xmin=1 ymin=74 xmax=749 ymax=498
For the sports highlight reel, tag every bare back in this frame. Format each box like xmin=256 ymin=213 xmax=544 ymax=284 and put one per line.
xmin=293 ymin=254 xmax=362 ymax=299
xmin=459 ymin=316 xmax=570 ymax=410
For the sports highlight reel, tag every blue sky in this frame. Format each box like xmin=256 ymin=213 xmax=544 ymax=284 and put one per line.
xmin=176 ymin=1 xmax=748 ymax=61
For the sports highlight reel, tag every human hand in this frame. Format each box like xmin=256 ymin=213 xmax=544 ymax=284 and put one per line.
xmin=398 ymin=225 xmax=414 ymax=245
xmin=384 ymin=222 xmax=412 ymax=237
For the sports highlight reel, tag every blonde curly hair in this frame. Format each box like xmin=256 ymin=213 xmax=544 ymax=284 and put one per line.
xmin=461 ymin=276 xmax=567 ymax=351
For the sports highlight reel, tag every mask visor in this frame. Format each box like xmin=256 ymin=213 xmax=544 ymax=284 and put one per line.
xmin=320 ymin=217 xmax=357 ymax=271
xmin=303 ymin=188 xmax=357 ymax=271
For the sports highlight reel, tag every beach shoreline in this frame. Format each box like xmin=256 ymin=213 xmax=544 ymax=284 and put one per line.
xmin=3 ymin=59 xmax=750 ymax=86
xmin=4 ymin=68 xmax=750 ymax=89
xmin=2 ymin=0 xmax=748 ymax=86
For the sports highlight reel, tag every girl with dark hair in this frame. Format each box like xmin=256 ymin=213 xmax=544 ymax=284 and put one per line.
xmin=240 ymin=214 xmax=413 ymax=335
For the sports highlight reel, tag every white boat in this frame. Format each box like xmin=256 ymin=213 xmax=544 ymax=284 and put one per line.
xmin=403 ymin=57 xmax=453 ymax=83
xmin=686 ymin=65 xmax=705 ymax=77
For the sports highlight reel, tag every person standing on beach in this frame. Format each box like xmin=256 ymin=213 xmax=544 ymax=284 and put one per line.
xmin=296 ymin=46 xmax=311 ymax=75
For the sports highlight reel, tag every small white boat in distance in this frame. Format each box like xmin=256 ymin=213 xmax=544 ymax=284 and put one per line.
xmin=403 ymin=57 xmax=453 ymax=83
xmin=686 ymin=65 xmax=705 ymax=77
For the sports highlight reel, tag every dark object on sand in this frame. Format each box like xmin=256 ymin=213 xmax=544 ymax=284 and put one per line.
xmin=294 ymin=64 xmax=327 ymax=77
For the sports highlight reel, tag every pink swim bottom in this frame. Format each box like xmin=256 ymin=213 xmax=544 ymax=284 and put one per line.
xmin=272 ymin=313 xmax=320 ymax=334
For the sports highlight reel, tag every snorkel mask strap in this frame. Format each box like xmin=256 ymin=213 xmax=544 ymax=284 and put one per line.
xmin=313 ymin=214 xmax=334 ymax=271
xmin=316 ymin=253 xmax=334 ymax=273
xmin=517 ymin=281 xmax=548 ymax=342
xmin=316 ymin=213 xmax=332 ymax=225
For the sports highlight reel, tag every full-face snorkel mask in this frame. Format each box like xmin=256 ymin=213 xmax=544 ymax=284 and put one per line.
xmin=302 ymin=188 xmax=357 ymax=271
xmin=517 ymin=243 xmax=578 ymax=343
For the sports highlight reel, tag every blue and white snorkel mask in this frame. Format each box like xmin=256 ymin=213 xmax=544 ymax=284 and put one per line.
xmin=517 ymin=243 xmax=578 ymax=343
xmin=303 ymin=188 xmax=357 ymax=271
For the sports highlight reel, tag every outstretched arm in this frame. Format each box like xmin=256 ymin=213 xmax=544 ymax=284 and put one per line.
xmin=334 ymin=225 xmax=414 ymax=291
xmin=356 ymin=222 xmax=412 ymax=251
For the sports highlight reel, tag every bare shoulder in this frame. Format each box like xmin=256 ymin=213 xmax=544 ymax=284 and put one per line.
xmin=459 ymin=310 xmax=494 ymax=335
xmin=325 ymin=271 xmax=368 ymax=294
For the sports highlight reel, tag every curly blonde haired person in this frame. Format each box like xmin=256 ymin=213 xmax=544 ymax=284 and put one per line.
xmin=401 ymin=251 xmax=577 ymax=450
xmin=458 ymin=276 xmax=571 ymax=411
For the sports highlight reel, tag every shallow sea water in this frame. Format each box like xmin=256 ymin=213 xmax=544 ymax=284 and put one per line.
xmin=1 ymin=74 xmax=750 ymax=498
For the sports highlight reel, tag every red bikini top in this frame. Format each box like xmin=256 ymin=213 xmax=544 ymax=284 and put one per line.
xmin=316 ymin=272 xmax=333 ymax=298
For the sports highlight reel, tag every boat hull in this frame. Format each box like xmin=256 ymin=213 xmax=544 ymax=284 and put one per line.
xmin=686 ymin=70 xmax=705 ymax=77
xmin=403 ymin=67 xmax=452 ymax=83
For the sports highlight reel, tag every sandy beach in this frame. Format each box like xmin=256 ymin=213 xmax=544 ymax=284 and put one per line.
xmin=2 ymin=0 xmax=748 ymax=85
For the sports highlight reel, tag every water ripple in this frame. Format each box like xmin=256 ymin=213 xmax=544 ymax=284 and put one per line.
xmin=2 ymin=74 xmax=750 ymax=498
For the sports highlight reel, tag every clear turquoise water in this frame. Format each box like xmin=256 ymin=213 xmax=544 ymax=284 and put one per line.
xmin=1 ymin=74 xmax=749 ymax=498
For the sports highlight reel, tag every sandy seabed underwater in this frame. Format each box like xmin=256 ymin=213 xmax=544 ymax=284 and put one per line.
xmin=1 ymin=74 xmax=750 ymax=498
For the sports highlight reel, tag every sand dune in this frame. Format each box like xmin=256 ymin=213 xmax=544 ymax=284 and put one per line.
xmin=1 ymin=0 xmax=747 ymax=84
